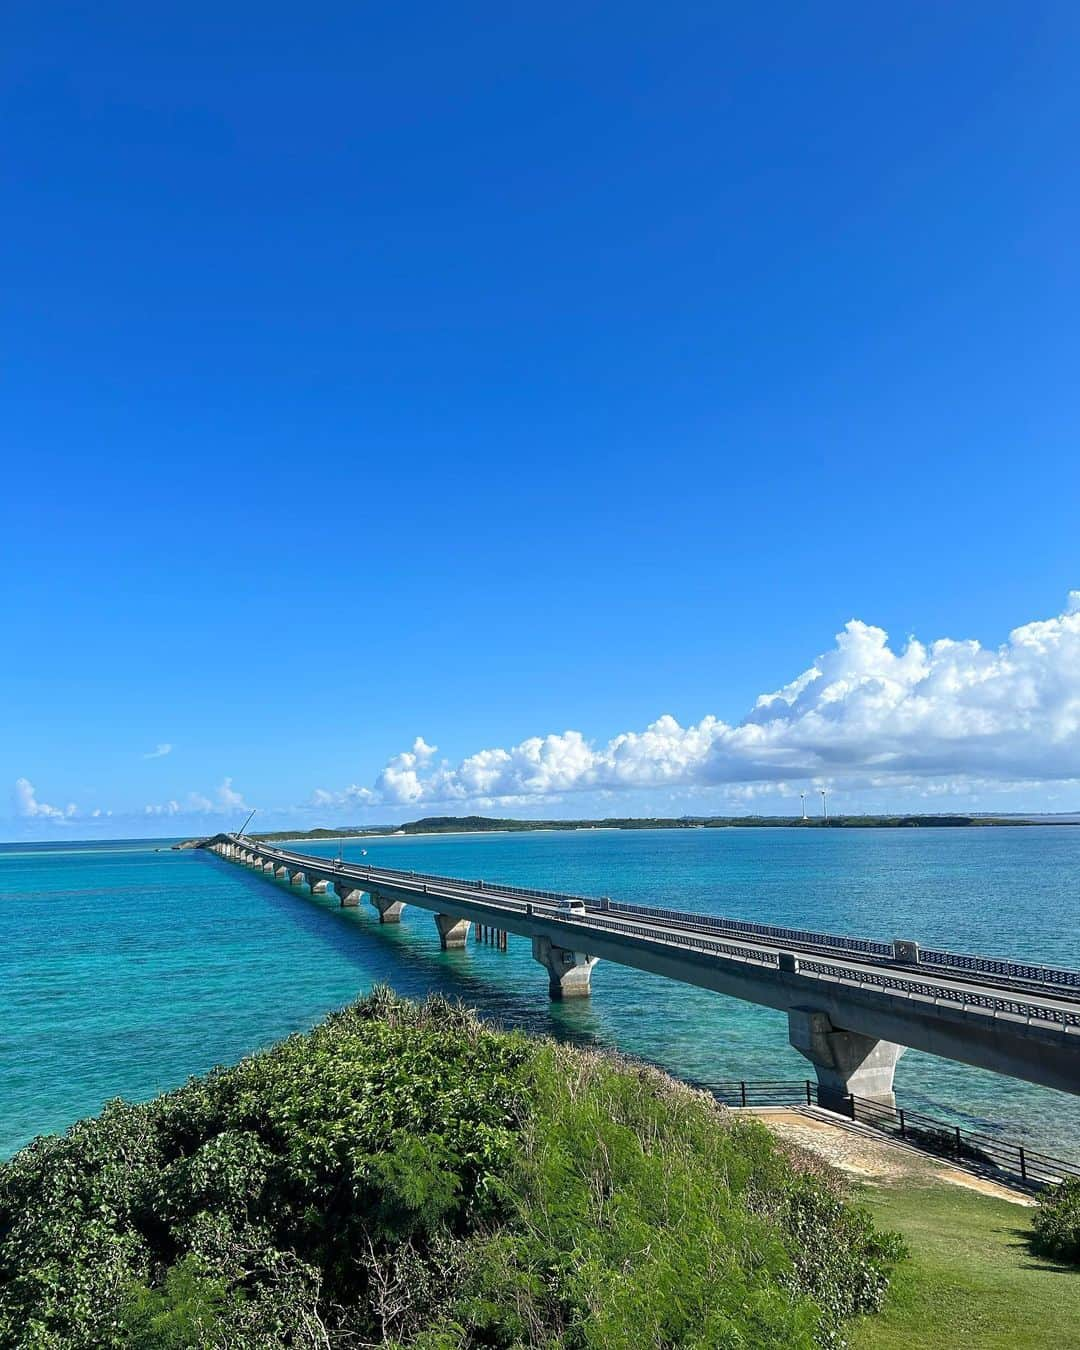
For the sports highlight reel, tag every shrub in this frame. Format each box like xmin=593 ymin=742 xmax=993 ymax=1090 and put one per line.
xmin=0 ymin=988 xmax=906 ymax=1347
xmin=1031 ymin=1176 xmax=1080 ymax=1265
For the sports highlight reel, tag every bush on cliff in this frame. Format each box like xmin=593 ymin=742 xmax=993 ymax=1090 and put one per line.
xmin=0 ymin=988 xmax=905 ymax=1347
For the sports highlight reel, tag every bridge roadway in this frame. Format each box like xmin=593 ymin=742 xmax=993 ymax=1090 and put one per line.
xmin=207 ymin=834 xmax=1080 ymax=1108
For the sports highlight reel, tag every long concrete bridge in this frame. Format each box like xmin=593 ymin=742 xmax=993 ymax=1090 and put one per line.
xmin=205 ymin=834 xmax=1080 ymax=1109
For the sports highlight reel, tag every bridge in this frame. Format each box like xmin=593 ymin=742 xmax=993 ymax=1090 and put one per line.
xmin=204 ymin=834 xmax=1080 ymax=1110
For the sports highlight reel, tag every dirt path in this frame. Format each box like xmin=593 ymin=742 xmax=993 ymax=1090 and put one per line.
xmin=751 ymin=1108 xmax=1033 ymax=1204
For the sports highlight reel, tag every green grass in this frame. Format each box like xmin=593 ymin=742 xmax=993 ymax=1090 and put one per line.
xmin=851 ymin=1180 xmax=1080 ymax=1349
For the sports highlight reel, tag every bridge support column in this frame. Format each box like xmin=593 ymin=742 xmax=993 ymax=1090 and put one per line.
xmin=788 ymin=1009 xmax=906 ymax=1111
xmin=310 ymin=878 xmax=330 ymax=894
xmin=275 ymin=865 xmax=289 ymax=879
xmin=334 ymin=882 xmax=362 ymax=907
xmin=532 ymin=935 xmax=597 ymax=999
xmin=262 ymin=860 xmax=275 ymax=872
xmin=371 ymin=891 xmax=405 ymax=923
xmin=289 ymin=871 xmax=306 ymax=887
xmin=434 ymin=913 xmax=471 ymax=949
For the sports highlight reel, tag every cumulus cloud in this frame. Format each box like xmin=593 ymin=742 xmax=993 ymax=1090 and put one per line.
xmin=217 ymin=777 xmax=247 ymax=810
xmin=144 ymin=800 xmax=181 ymax=817
xmin=143 ymin=743 xmax=173 ymax=759
xmin=341 ymin=593 xmax=1080 ymax=809
xmin=310 ymin=784 xmax=376 ymax=809
xmin=141 ymin=786 xmax=245 ymax=817
xmin=13 ymin=778 xmax=78 ymax=821
xmin=374 ymin=736 xmax=439 ymax=804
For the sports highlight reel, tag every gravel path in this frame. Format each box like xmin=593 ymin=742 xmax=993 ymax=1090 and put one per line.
xmin=751 ymin=1108 xmax=1033 ymax=1205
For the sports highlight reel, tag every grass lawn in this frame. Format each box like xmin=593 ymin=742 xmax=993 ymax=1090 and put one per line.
xmin=851 ymin=1180 xmax=1080 ymax=1349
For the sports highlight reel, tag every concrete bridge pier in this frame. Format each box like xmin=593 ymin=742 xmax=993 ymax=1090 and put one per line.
xmin=262 ymin=860 xmax=275 ymax=873
xmin=275 ymin=864 xmax=289 ymax=879
xmin=289 ymin=870 xmax=306 ymax=887
xmin=370 ymin=891 xmax=406 ymax=923
xmin=309 ymin=878 xmax=330 ymax=894
xmin=788 ymin=1008 xmax=906 ymax=1111
xmin=334 ymin=881 xmax=362 ymax=907
xmin=532 ymin=935 xmax=597 ymax=999
xmin=434 ymin=913 xmax=471 ymax=949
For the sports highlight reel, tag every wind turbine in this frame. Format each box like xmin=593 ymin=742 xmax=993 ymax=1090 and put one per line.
xmin=820 ymin=788 xmax=828 ymax=823
xmin=800 ymin=792 xmax=807 ymax=821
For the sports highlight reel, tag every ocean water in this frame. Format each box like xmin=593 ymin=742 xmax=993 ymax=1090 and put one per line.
xmin=3 ymin=826 xmax=1080 ymax=1161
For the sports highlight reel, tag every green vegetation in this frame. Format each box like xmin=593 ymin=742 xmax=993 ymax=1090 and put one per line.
xmin=1031 ymin=1176 xmax=1080 ymax=1265
xmin=182 ymin=812 xmax=1054 ymax=848
xmin=851 ymin=1181 xmax=1080 ymax=1350
xmin=0 ymin=990 xmax=904 ymax=1348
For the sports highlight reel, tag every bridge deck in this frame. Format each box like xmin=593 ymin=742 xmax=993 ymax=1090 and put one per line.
xmin=244 ymin=840 xmax=1080 ymax=1021
xmin=209 ymin=835 xmax=1080 ymax=1099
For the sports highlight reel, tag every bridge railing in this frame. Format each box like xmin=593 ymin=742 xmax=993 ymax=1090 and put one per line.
xmin=791 ymin=955 xmax=1080 ymax=1027
xmin=917 ymin=948 xmax=1080 ymax=991
xmin=544 ymin=909 xmax=780 ymax=967
xmin=713 ymin=1079 xmax=1080 ymax=1187
xmin=249 ymin=844 xmax=598 ymax=908
xmin=607 ymin=901 xmax=894 ymax=958
xmin=542 ymin=913 xmax=1080 ymax=1026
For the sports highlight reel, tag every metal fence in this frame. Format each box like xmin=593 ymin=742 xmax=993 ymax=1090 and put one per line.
xmin=714 ymin=1079 xmax=1080 ymax=1187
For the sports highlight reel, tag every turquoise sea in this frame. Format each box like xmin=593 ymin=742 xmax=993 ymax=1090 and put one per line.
xmin=3 ymin=826 xmax=1080 ymax=1161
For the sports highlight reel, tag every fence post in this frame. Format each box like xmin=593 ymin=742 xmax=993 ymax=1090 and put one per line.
xmin=740 ymin=1081 xmax=747 ymax=1108
xmin=848 ymin=1094 xmax=856 ymax=1121
xmin=898 ymin=1108 xmax=906 ymax=1139
xmin=805 ymin=1079 xmax=812 ymax=1107
xmin=955 ymin=1126 xmax=963 ymax=1157
xmin=1019 ymin=1147 xmax=1027 ymax=1183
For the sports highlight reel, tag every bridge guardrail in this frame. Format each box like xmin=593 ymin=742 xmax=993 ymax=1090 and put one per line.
xmin=918 ymin=948 xmax=1080 ymax=990
xmin=540 ymin=913 xmax=1080 ymax=1025
xmin=607 ymin=901 xmax=894 ymax=958
xmin=795 ymin=956 xmax=1080 ymax=1028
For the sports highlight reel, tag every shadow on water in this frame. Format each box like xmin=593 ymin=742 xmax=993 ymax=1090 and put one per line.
xmin=221 ymin=860 xmax=610 ymax=1050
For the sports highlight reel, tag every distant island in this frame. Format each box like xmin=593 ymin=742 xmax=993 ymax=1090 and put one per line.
xmin=202 ymin=811 xmax=1077 ymax=847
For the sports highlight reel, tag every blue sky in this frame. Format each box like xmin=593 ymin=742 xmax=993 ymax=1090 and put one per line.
xmin=4 ymin=3 xmax=1079 ymax=838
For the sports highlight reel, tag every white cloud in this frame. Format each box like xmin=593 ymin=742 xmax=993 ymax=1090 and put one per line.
xmin=141 ymin=787 xmax=243 ymax=818
xmin=144 ymin=800 xmax=182 ymax=816
xmin=144 ymin=743 xmax=173 ymax=759
xmin=374 ymin=736 xmax=440 ymax=804
xmin=343 ymin=593 xmax=1080 ymax=809
xmin=310 ymin=784 xmax=377 ymax=809
xmin=217 ymin=778 xmax=247 ymax=811
xmin=13 ymin=778 xmax=78 ymax=821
